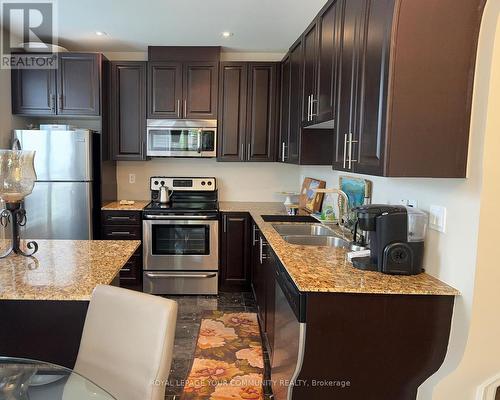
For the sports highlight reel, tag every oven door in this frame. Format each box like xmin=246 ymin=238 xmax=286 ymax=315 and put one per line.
xmin=143 ymin=218 xmax=219 ymax=271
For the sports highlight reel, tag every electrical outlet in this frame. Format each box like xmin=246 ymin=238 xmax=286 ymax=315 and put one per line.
xmin=429 ymin=205 xmax=447 ymax=233
xmin=407 ymin=199 xmax=418 ymax=208
xmin=129 ymin=174 xmax=136 ymax=184
xmin=398 ymin=199 xmax=418 ymax=208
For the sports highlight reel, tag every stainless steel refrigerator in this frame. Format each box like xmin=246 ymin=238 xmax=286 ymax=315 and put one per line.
xmin=13 ymin=129 xmax=96 ymax=240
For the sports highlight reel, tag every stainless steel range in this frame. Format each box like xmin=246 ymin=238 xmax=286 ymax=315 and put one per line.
xmin=142 ymin=177 xmax=219 ymax=295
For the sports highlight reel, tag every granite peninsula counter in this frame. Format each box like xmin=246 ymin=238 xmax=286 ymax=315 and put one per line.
xmin=0 ymin=239 xmax=141 ymax=301
xmin=0 ymin=239 xmax=140 ymax=367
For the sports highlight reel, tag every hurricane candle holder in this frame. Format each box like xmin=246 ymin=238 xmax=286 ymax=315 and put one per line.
xmin=0 ymin=150 xmax=38 ymax=258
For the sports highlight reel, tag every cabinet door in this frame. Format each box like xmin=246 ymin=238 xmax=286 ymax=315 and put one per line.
xmin=278 ymin=55 xmax=291 ymax=163
xmin=302 ymin=21 xmax=318 ymax=125
xmin=316 ymin=0 xmax=342 ymax=124
xmin=218 ymin=63 xmax=248 ymax=161
xmin=57 ymin=53 xmax=100 ymax=116
xmin=333 ymin=0 xmax=367 ymax=171
xmin=220 ymin=213 xmax=251 ymax=291
xmin=147 ymin=62 xmax=183 ymax=118
xmin=11 ymin=65 xmax=56 ymax=115
xmin=183 ymin=62 xmax=218 ymax=119
xmin=110 ymin=62 xmax=147 ymax=161
xmin=288 ymin=38 xmax=303 ymax=164
xmin=246 ymin=63 xmax=278 ymax=162
xmin=354 ymin=0 xmax=394 ymax=176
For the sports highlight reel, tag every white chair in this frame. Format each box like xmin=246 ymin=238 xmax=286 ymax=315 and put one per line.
xmin=73 ymin=285 xmax=178 ymax=400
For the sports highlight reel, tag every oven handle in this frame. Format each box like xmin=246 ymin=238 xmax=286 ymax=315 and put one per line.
xmin=144 ymin=215 xmax=213 ymax=220
xmin=145 ymin=272 xmax=217 ymax=279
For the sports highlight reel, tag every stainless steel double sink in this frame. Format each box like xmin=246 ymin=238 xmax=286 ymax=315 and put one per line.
xmin=272 ymin=223 xmax=366 ymax=251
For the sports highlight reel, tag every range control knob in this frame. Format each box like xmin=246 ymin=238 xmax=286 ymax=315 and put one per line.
xmin=207 ymin=181 xmax=213 ymax=186
xmin=160 ymin=181 xmax=165 ymax=186
xmin=201 ymin=181 xmax=206 ymax=186
xmin=154 ymin=180 xmax=159 ymax=185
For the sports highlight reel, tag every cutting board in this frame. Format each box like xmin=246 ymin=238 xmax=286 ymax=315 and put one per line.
xmin=299 ymin=177 xmax=326 ymax=213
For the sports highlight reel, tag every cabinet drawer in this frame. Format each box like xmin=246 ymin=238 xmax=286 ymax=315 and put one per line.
xmin=102 ymin=211 xmax=142 ymax=226
xmin=120 ymin=253 xmax=142 ymax=280
xmin=102 ymin=225 xmax=142 ymax=240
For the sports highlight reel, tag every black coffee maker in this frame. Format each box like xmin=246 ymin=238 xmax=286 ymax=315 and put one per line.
xmin=351 ymin=205 xmax=428 ymax=275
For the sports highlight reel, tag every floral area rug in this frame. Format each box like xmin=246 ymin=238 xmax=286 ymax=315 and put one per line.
xmin=180 ymin=311 xmax=264 ymax=400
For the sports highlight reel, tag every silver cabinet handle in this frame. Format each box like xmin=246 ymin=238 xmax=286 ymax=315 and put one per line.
xmin=348 ymin=132 xmax=358 ymax=169
xmin=177 ymin=99 xmax=180 ymax=118
xmin=307 ymin=95 xmax=311 ymax=121
xmin=146 ymin=272 xmax=217 ymax=279
xmin=184 ymin=99 xmax=187 ymax=117
xmin=110 ymin=231 xmax=131 ymax=236
xmin=343 ymin=134 xmax=347 ymax=169
xmin=247 ymin=143 xmax=251 ymax=160
xmin=223 ymin=215 xmax=227 ymax=233
xmin=311 ymin=95 xmax=317 ymax=119
xmin=241 ymin=143 xmax=244 ymax=161
xmin=281 ymin=142 xmax=286 ymax=162
xmin=259 ymin=236 xmax=268 ymax=264
xmin=252 ymin=224 xmax=260 ymax=246
xmin=109 ymin=216 xmax=133 ymax=221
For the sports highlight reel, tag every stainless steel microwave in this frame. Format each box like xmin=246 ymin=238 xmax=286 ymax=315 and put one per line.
xmin=146 ymin=119 xmax=217 ymax=158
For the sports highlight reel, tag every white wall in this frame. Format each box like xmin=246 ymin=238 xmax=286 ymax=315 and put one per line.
xmin=117 ymin=159 xmax=300 ymax=201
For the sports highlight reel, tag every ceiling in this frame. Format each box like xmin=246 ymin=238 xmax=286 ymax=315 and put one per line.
xmin=53 ymin=0 xmax=328 ymax=53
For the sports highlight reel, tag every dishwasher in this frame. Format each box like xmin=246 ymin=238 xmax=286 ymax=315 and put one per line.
xmin=271 ymin=260 xmax=307 ymax=400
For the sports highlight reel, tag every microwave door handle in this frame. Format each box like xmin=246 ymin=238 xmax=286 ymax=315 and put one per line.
xmin=197 ymin=130 xmax=202 ymax=154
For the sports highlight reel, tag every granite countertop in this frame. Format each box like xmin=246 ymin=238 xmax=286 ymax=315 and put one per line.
xmin=219 ymin=201 xmax=460 ymax=296
xmin=102 ymin=201 xmax=150 ymax=211
xmin=0 ymin=240 xmax=140 ymax=301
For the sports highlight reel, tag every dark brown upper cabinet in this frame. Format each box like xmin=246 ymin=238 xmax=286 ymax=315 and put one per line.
xmin=147 ymin=62 xmax=182 ymax=118
xmin=183 ymin=62 xmax=218 ymax=119
xmin=302 ymin=0 xmax=341 ymax=128
xmin=110 ymin=61 xmax=147 ymax=161
xmin=287 ymin=38 xmax=303 ymax=164
xmin=12 ymin=53 xmax=101 ymax=116
xmin=148 ymin=61 xmax=218 ymax=119
xmin=302 ymin=21 xmax=318 ymax=125
xmin=218 ymin=62 xmax=278 ymax=162
xmin=278 ymin=40 xmax=334 ymax=166
xmin=11 ymin=61 xmax=57 ymax=115
xmin=57 ymin=53 xmax=100 ymax=116
xmin=218 ymin=63 xmax=248 ymax=161
xmin=333 ymin=0 xmax=485 ymax=177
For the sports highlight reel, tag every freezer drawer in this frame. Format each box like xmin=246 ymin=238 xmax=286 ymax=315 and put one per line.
xmin=21 ymin=181 xmax=92 ymax=240
xmin=13 ymin=129 xmax=93 ymax=181
xmin=143 ymin=271 xmax=218 ymax=295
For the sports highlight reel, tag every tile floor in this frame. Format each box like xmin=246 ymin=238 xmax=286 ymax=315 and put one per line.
xmin=163 ymin=292 xmax=273 ymax=400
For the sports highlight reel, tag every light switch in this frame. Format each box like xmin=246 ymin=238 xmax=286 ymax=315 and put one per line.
xmin=129 ymin=174 xmax=136 ymax=184
xmin=429 ymin=205 xmax=447 ymax=233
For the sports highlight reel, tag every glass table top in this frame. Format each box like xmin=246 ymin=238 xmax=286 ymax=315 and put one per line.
xmin=0 ymin=357 xmax=116 ymax=400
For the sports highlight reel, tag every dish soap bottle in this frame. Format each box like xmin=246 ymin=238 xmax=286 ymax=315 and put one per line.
xmin=321 ymin=192 xmax=337 ymax=222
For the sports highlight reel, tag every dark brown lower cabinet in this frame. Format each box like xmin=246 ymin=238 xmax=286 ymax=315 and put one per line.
xmin=250 ymin=226 xmax=275 ymax=356
xmin=220 ymin=212 xmax=251 ymax=291
xmin=101 ymin=210 xmax=143 ymax=290
xmin=110 ymin=61 xmax=147 ymax=161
